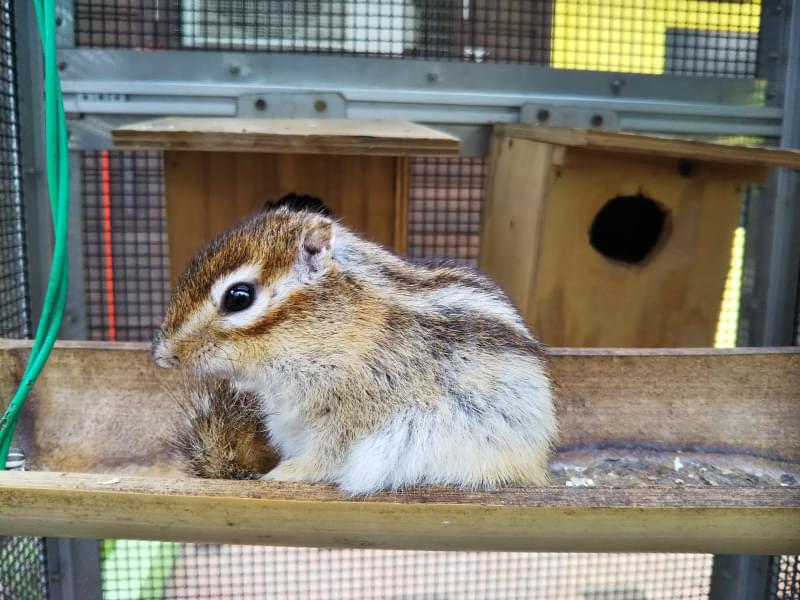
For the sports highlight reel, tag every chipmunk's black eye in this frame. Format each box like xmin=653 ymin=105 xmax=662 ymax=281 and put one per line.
xmin=223 ymin=283 xmax=255 ymax=313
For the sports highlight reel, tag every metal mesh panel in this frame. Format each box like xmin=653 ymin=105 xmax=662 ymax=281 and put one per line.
xmin=0 ymin=0 xmax=28 ymax=339
xmin=72 ymin=0 xmax=760 ymax=77
xmin=101 ymin=542 xmax=714 ymax=599
xmin=82 ymin=150 xmax=170 ymax=342
xmin=769 ymin=555 xmax=800 ymax=600
xmin=408 ymin=157 xmax=485 ymax=266
xmin=74 ymin=0 xmax=553 ymax=63
xmin=0 ymin=537 xmax=48 ymax=600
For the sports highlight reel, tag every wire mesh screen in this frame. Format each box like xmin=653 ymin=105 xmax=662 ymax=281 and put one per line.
xmin=0 ymin=537 xmax=48 ymax=600
xmin=82 ymin=150 xmax=169 ymax=342
xmin=0 ymin=0 xmax=29 ymax=340
xmin=408 ymin=157 xmax=484 ymax=266
xmin=769 ymin=555 xmax=800 ymax=600
xmin=101 ymin=542 xmax=714 ymax=599
xmin=71 ymin=0 xmax=760 ymax=77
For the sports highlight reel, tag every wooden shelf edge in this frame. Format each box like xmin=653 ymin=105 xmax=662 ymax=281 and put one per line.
xmin=0 ymin=472 xmax=797 ymax=553
xmin=111 ymin=118 xmax=461 ymax=157
xmin=3 ymin=338 xmax=799 ymax=357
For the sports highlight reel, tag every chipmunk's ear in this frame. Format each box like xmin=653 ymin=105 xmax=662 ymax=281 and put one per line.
xmin=297 ymin=219 xmax=334 ymax=282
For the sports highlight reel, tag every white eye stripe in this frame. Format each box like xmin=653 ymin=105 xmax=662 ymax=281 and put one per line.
xmin=221 ymin=288 xmax=272 ymax=328
xmin=211 ymin=264 xmax=262 ymax=307
xmin=209 ymin=264 xmax=309 ymax=330
xmin=174 ymin=301 xmax=216 ymax=340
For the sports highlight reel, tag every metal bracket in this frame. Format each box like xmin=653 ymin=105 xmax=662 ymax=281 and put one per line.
xmin=238 ymin=92 xmax=346 ymax=118
xmin=521 ymin=104 xmax=620 ymax=130
xmin=57 ymin=50 xmax=784 ymax=150
xmin=56 ymin=0 xmax=74 ymax=48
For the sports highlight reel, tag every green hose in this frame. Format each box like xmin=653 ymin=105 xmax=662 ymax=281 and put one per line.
xmin=0 ymin=0 xmax=70 ymax=466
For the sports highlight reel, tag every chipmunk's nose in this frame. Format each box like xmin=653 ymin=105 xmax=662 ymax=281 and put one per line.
xmin=152 ymin=330 xmax=180 ymax=368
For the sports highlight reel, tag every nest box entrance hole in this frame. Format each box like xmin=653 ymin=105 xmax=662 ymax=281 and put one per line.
xmin=589 ymin=194 xmax=668 ymax=265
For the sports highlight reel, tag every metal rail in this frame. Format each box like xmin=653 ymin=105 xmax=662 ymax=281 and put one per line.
xmin=58 ymin=50 xmax=782 ymax=153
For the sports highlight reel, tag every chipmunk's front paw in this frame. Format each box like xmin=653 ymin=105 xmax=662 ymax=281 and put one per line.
xmin=260 ymin=459 xmax=317 ymax=482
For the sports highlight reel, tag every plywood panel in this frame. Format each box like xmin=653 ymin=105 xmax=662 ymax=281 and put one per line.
xmin=113 ymin=118 xmax=460 ymax=156
xmin=478 ymin=136 xmax=557 ymax=315
xmin=164 ymin=151 xmax=406 ymax=285
xmin=527 ymin=148 xmax=746 ymax=346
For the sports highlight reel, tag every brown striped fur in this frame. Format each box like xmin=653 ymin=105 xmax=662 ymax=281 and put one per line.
xmin=155 ymin=197 xmax=556 ymax=494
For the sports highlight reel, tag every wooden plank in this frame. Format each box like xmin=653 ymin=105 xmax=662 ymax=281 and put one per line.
xmin=113 ymin=118 xmax=460 ymax=156
xmin=523 ymin=147 xmax=747 ymax=347
xmin=1 ymin=341 xmax=798 ymax=475
xmin=0 ymin=472 xmax=797 ymax=553
xmin=0 ymin=341 xmax=183 ymax=476
xmin=164 ymin=151 xmax=406 ymax=285
xmin=0 ymin=341 xmax=797 ymax=551
xmin=392 ymin=157 xmax=410 ymax=255
xmin=497 ymin=123 xmax=800 ymax=169
xmin=546 ymin=347 xmax=800 ymax=460
xmin=478 ymin=136 xmax=557 ymax=312
xmin=164 ymin=151 xmax=210 ymax=289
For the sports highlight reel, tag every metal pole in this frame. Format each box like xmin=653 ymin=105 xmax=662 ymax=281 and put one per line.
xmin=749 ymin=0 xmax=800 ymax=346
xmin=45 ymin=539 xmax=103 ymax=600
xmin=709 ymin=555 xmax=771 ymax=600
xmin=15 ymin=0 xmax=51 ymax=331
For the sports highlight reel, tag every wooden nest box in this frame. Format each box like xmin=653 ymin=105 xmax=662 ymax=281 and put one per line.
xmin=112 ymin=118 xmax=460 ymax=285
xmin=480 ymin=124 xmax=800 ymax=347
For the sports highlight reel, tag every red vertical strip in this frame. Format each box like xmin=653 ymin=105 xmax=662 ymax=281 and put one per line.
xmin=100 ymin=150 xmax=117 ymax=341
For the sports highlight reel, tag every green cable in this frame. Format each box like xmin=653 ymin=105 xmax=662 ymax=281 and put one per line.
xmin=0 ymin=0 xmax=70 ymax=466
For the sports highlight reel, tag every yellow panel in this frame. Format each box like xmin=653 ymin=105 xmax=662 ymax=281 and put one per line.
xmin=552 ymin=0 xmax=761 ymax=74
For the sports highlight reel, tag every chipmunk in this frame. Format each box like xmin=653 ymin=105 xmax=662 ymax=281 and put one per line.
xmin=154 ymin=193 xmax=557 ymax=495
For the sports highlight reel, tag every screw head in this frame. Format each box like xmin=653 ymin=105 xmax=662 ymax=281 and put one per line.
xmin=426 ymin=72 xmax=440 ymax=82
xmin=254 ymin=98 xmax=267 ymax=111
xmin=314 ymin=99 xmax=327 ymax=112
xmin=591 ymin=114 xmax=604 ymax=127
xmin=229 ymin=64 xmax=241 ymax=76
xmin=536 ymin=109 xmax=550 ymax=122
